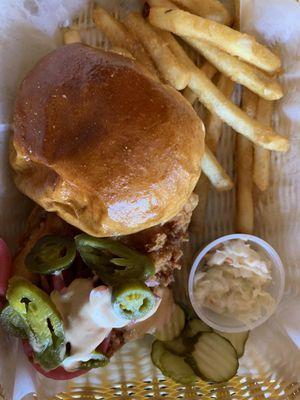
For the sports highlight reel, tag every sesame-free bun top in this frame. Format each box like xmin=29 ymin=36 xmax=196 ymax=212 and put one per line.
xmin=11 ymin=43 xmax=204 ymax=237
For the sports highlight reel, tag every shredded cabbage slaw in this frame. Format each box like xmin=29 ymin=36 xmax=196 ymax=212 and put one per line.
xmin=194 ymin=239 xmax=275 ymax=325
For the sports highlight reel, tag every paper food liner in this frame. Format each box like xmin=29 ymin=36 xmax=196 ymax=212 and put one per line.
xmin=0 ymin=0 xmax=300 ymax=398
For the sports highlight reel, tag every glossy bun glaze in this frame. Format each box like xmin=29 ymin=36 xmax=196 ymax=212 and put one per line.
xmin=11 ymin=43 xmax=204 ymax=237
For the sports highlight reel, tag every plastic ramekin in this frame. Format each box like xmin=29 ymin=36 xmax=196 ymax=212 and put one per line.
xmin=188 ymin=234 xmax=285 ymax=333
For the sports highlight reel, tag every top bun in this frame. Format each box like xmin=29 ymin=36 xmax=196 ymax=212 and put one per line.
xmin=11 ymin=43 xmax=204 ymax=237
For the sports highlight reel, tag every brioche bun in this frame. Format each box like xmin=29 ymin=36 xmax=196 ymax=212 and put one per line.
xmin=11 ymin=43 xmax=204 ymax=237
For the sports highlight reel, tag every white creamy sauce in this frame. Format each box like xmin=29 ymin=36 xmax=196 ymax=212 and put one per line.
xmin=51 ymin=279 xmax=128 ymax=370
xmin=194 ymin=239 xmax=275 ymax=325
xmin=125 ymin=287 xmax=174 ymax=341
xmin=51 ymin=278 xmax=160 ymax=371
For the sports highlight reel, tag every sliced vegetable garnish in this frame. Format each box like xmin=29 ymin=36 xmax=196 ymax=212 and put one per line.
xmin=154 ymin=304 xmax=185 ymax=341
xmin=164 ymin=336 xmax=190 ymax=356
xmin=112 ymin=280 xmax=155 ymax=320
xmin=160 ymin=350 xmax=197 ymax=385
xmin=151 ymin=340 xmax=197 ymax=385
xmin=214 ymin=330 xmax=249 ymax=358
xmin=0 ymin=305 xmax=28 ymax=339
xmin=151 ymin=340 xmax=166 ymax=370
xmin=75 ymin=234 xmax=155 ymax=285
xmin=187 ymin=332 xmax=238 ymax=383
xmin=25 ymin=235 xmax=76 ymax=275
xmin=34 ymin=343 xmax=66 ymax=371
xmin=80 ymin=352 xmax=110 ymax=369
xmin=5 ymin=277 xmax=66 ymax=370
xmin=178 ymin=302 xmax=197 ymax=321
xmin=183 ymin=319 xmax=212 ymax=338
xmin=23 ymin=342 xmax=87 ymax=381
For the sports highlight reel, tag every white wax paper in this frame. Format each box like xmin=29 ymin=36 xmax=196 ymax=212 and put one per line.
xmin=237 ymin=0 xmax=300 ymax=379
xmin=0 ymin=0 xmax=299 ymax=399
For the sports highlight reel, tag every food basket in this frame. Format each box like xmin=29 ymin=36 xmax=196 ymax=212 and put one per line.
xmin=0 ymin=0 xmax=300 ymax=399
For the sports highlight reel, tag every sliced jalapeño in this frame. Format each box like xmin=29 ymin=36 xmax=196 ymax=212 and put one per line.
xmin=25 ymin=235 xmax=76 ymax=275
xmin=75 ymin=234 xmax=155 ymax=285
xmin=80 ymin=352 xmax=110 ymax=370
xmin=112 ymin=280 xmax=156 ymax=320
xmin=2 ymin=277 xmax=66 ymax=370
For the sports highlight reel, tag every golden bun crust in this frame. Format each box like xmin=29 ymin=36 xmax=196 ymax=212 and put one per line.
xmin=11 ymin=44 xmax=204 ymax=237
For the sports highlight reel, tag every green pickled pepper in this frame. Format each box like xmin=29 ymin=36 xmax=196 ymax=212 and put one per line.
xmin=80 ymin=352 xmax=110 ymax=370
xmin=75 ymin=234 xmax=155 ymax=286
xmin=3 ymin=277 xmax=66 ymax=370
xmin=112 ymin=280 xmax=156 ymax=320
xmin=0 ymin=305 xmax=28 ymax=339
xmin=25 ymin=235 xmax=76 ymax=275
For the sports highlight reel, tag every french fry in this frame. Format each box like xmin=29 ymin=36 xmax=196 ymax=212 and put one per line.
xmin=148 ymin=7 xmax=281 ymax=73
xmin=172 ymin=0 xmax=232 ymax=25
xmin=93 ymin=7 xmax=158 ymax=77
xmin=188 ymin=67 xmax=288 ymax=151
xmin=158 ymin=29 xmax=193 ymax=64
xmin=182 ymin=87 xmax=198 ymax=105
xmin=155 ymin=29 xmax=231 ymax=189
xmin=158 ymin=29 xmax=198 ymax=104
xmin=186 ymin=38 xmax=283 ymax=101
xmin=201 ymin=61 xmax=218 ymax=80
xmin=158 ymin=29 xmax=215 ymax=80
xmin=156 ymin=30 xmax=231 ymax=190
xmin=234 ymin=0 xmax=240 ymax=29
xmin=110 ymin=47 xmax=134 ymax=59
xmin=63 ymin=29 xmax=81 ymax=44
xmin=182 ymin=62 xmax=217 ymax=105
xmin=242 ymin=90 xmax=258 ymax=130
xmin=146 ymin=0 xmax=232 ymax=25
xmin=157 ymin=30 xmax=217 ymax=106
xmin=205 ymin=74 xmax=235 ymax=152
xmin=158 ymin=29 xmax=217 ymax=79
xmin=146 ymin=0 xmax=177 ymax=8
xmin=148 ymin=27 xmax=194 ymax=73
xmin=253 ymin=98 xmax=273 ymax=191
xmin=190 ymin=174 xmax=210 ymax=243
xmin=235 ymin=88 xmax=257 ymax=234
xmin=145 ymin=13 xmax=287 ymax=151
xmin=202 ymin=146 xmax=233 ymax=191
xmin=124 ymin=12 xmax=190 ymax=90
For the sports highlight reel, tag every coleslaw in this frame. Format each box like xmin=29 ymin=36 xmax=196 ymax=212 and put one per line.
xmin=193 ymin=239 xmax=275 ymax=326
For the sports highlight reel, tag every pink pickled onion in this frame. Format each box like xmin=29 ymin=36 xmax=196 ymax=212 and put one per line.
xmin=98 ymin=335 xmax=111 ymax=354
xmin=0 ymin=239 xmax=12 ymax=303
xmin=145 ymin=279 xmax=160 ymax=287
xmin=52 ymin=273 xmax=65 ymax=291
xmin=40 ymin=275 xmax=51 ymax=294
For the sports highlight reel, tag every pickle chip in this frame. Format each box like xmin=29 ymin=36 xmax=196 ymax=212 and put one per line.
xmin=112 ymin=280 xmax=156 ymax=320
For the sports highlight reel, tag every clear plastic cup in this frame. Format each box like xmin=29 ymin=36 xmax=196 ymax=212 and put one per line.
xmin=188 ymin=234 xmax=285 ymax=333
